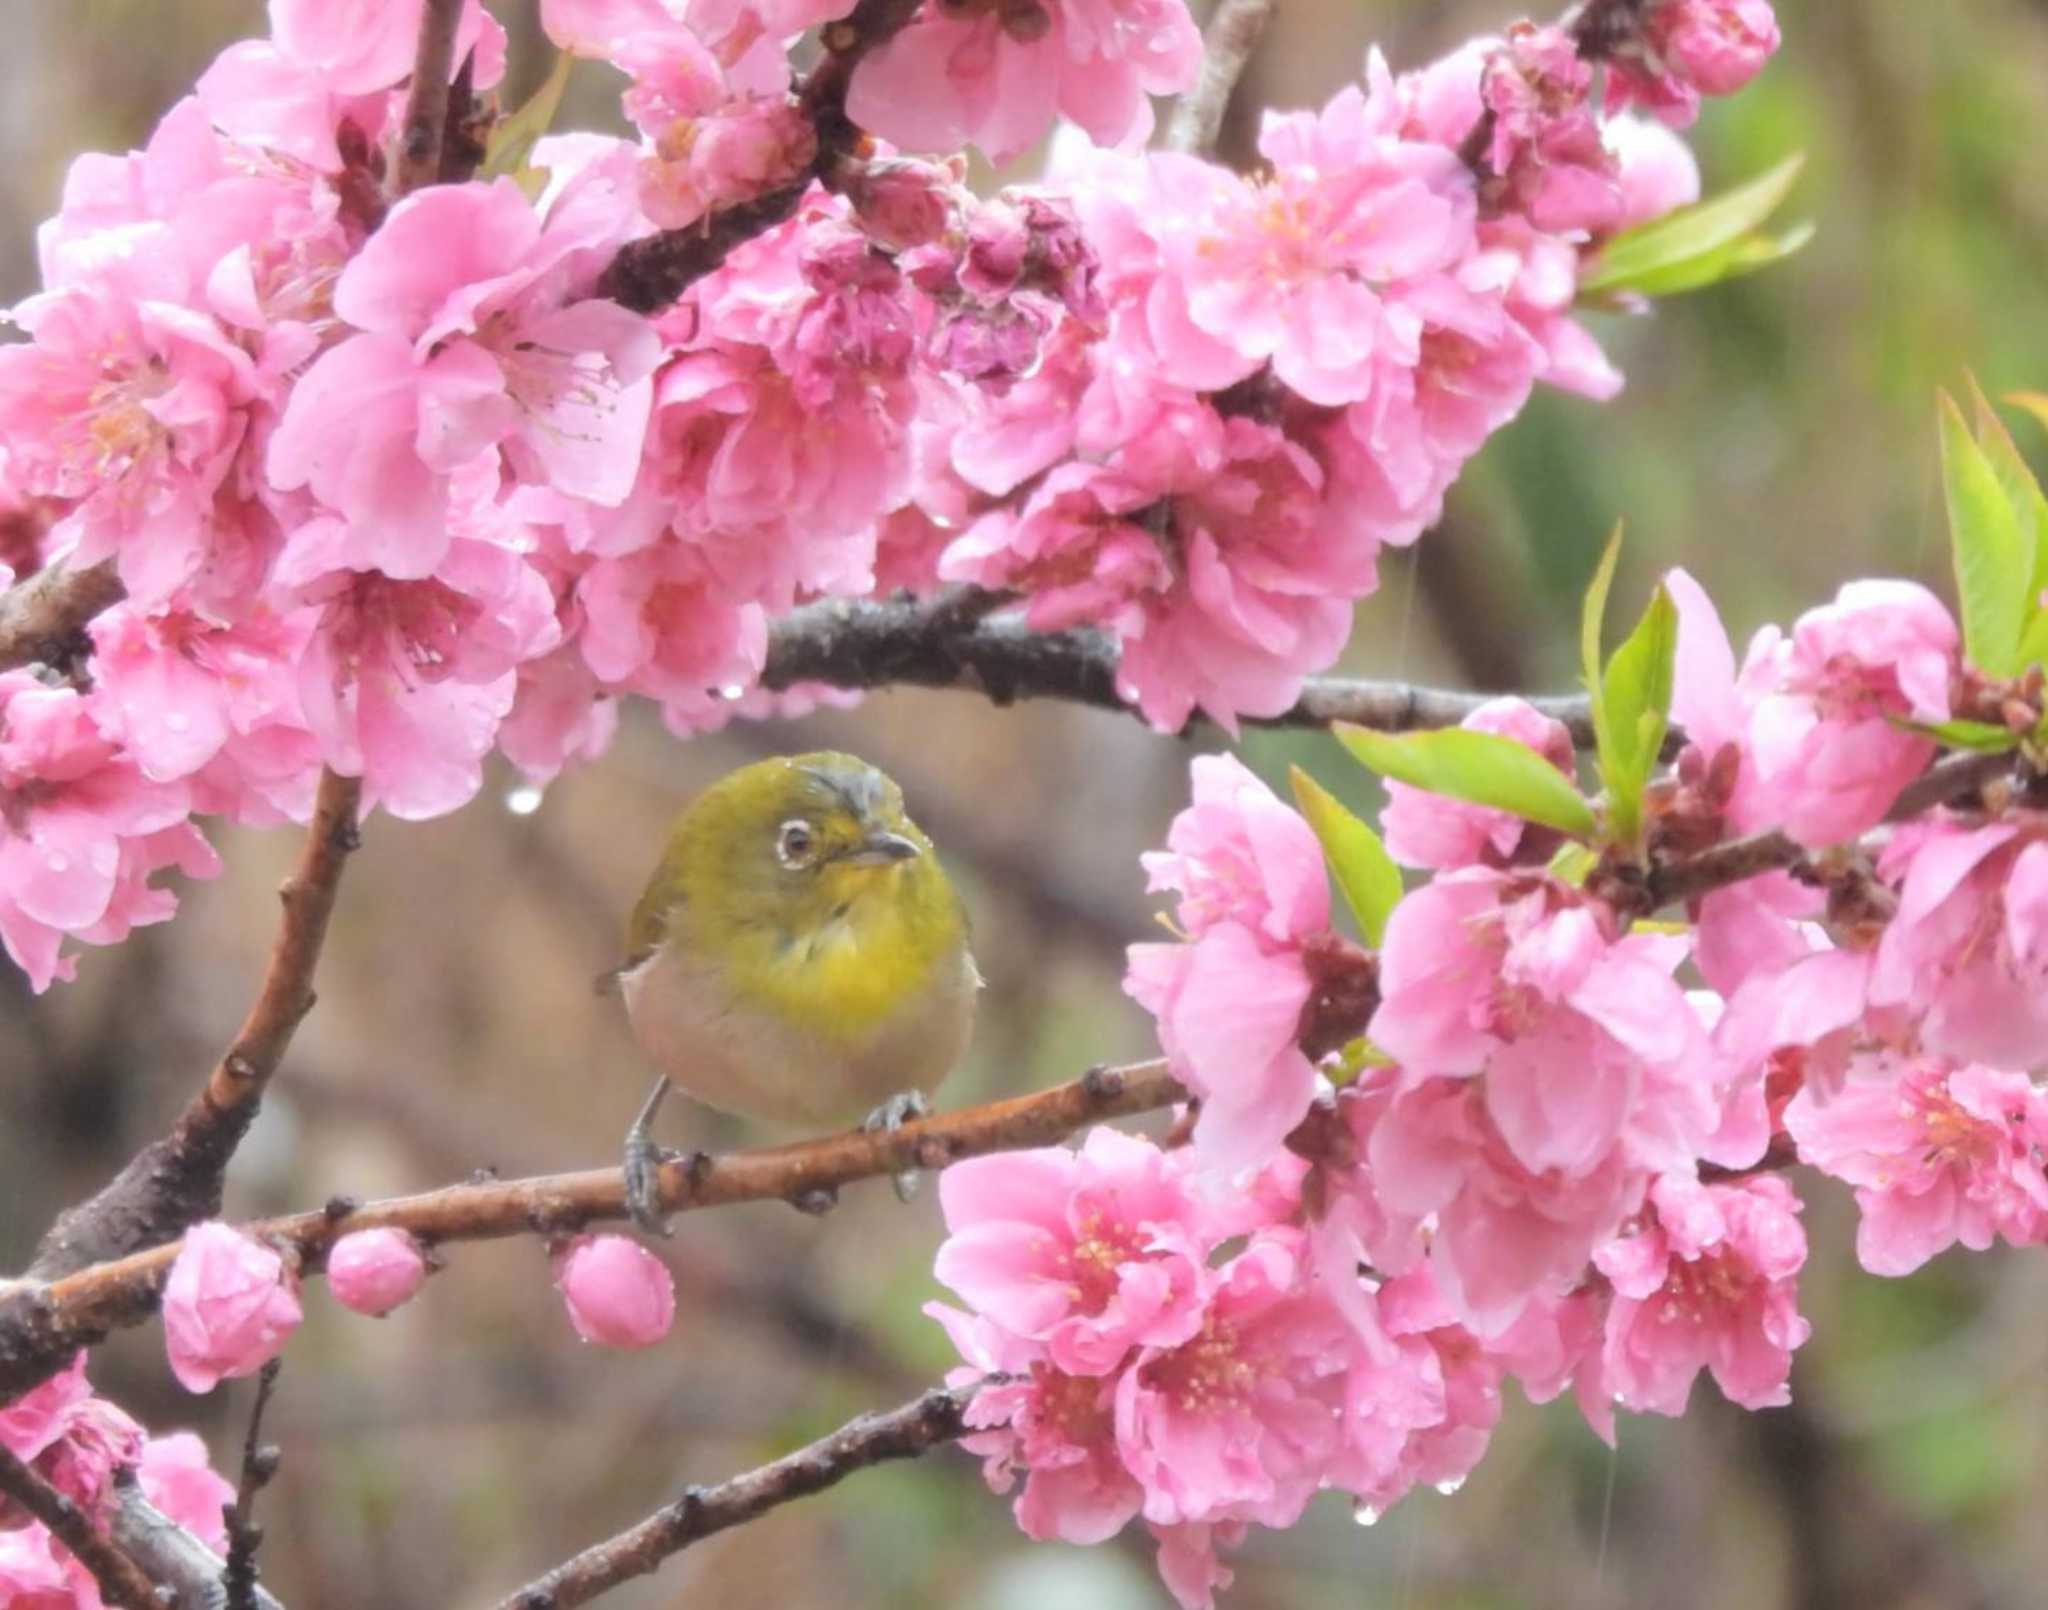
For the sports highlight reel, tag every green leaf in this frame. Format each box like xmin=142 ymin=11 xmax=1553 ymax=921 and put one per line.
xmin=1580 ymin=521 xmax=1623 ymax=734
xmin=1335 ymin=724 xmax=1598 ymax=840
xmin=1597 ymin=584 xmax=1679 ymax=845
xmin=1288 ymin=766 xmax=1404 ymax=946
xmin=481 ymin=49 xmax=575 ymax=197
xmin=1966 ymin=378 xmax=2048 ymax=622
xmin=1894 ymin=716 xmax=2021 ymax=754
xmin=1938 ymin=390 xmax=2032 ymax=677
xmin=1579 ymin=152 xmax=1808 ymax=298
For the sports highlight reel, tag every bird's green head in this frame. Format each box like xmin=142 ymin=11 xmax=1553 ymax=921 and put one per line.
xmin=627 ymin=752 xmax=956 ymax=966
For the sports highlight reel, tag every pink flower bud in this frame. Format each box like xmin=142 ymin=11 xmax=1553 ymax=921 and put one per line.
xmin=326 ymin=1228 xmax=429 ymax=1317
xmin=554 ymin=1235 xmax=676 ymax=1349
xmin=161 ymin=1223 xmax=303 ymax=1394
xmin=1658 ymin=0 xmax=1779 ymax=98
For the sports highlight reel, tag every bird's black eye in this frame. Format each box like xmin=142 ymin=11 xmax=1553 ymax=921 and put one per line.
xmin=775 ymin=819 xmax=816 ymax=868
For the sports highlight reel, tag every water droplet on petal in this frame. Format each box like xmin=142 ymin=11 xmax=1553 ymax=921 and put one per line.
xmin=1352 ymin=1503 xmax=1381 ymax=1528
xmin=505 ymin=784 xmax=544 ymax=817
xmin=1433 ymin=1477 xmax=1465 ymax=1497
xmin=718 ymin=685 xmax=746 ymax=701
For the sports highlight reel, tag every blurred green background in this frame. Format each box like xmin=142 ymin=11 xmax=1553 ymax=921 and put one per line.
xmin=5 ymin=3 xmax=2048 ymax=1608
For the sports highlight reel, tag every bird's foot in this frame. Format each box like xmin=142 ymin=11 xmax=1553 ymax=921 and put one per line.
xmin=625 ymin=1076 xmax=679 ymax=1237
xmin=861 ymin=1091 xmax=932 ymax=1203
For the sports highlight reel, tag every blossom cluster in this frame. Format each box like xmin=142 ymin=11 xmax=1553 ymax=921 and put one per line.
xmin=943 ymin=549 xmax=2048 ymax=1603
xmin=0 ymin=0 xmax=1770 ymax=991
xmin=0 ymin=1352 xmax=236 ymax=1605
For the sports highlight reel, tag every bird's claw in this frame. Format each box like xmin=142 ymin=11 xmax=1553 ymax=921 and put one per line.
xmin=625 ymin=1076 xmax=679 ymax=1237
xmin=862 ymin=1091 xmax=932 ymax=1204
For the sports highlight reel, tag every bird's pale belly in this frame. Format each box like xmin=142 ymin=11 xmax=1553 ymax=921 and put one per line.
xmin=619 ymin=940 xmax=978 ymax=1130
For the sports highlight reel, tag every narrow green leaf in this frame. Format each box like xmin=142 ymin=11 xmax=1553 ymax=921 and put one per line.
xmin=1597 ymin=218 xmax=1814 ymax=299
xmin=1547 ymin=842 xmax=1597 ymax=887
xmin=1335 ymin=724 xmax=1598 ymax=840
xmin=1968 ymin=380 xmax=2048 ymax=650
xmin=1581 ymin=520 xmax=1623 ymax=730
xmin=1938 ymin=390 xmax=2031 ymax=677
xmin=1598 ymin=584 xmax=1679 ymax=844
xmin=481 ymin=49 xmax=576 ymax=193
xmin=1288 ymin=766 xmax=1404 ymax=947
xmin=1894 ymin=716 xmax=2021 ymax=754
xmin=1578 ymin=152 xmax=1807 ymax=296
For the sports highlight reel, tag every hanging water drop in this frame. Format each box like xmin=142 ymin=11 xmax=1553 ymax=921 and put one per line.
xmin=1352 ymin=1503 xmax=1381 ymax=1527
xmin=505 ymin=784 xmax=544 ymax=817
xmin=1433 ymin=1476 xmax=1465 ymax=1497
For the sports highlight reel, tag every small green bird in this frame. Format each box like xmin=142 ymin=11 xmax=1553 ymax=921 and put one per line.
xmin=608 ymin=752 xmax=979 ymax=1231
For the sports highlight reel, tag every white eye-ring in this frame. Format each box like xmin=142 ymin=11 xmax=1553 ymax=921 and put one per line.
xmin=776 ymin=818 xmax=817 ymax=868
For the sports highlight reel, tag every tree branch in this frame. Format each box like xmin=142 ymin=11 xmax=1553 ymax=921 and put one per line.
xmin=493 ymin=1385 xmax=974 ymax=1610
xmin=391 ymin=0 xmax=465 ymax=193
xmin=1163 ymin=0 xmax=1276 ymax=155
xmin=0 ymin=1061 xmax=1180 ymax=1400
xmin=762 ymin=592 xmax=1601 ymax=742
xmin=0 ymin=559 xmax=124 ymax=676
xmin=26 ymin=769 xmax=363 ymax=1283
xmin=110 ymin=1482 xmax=289 ymax=1610
xmin=0 ymin=1443 xmax=161 ymax=1610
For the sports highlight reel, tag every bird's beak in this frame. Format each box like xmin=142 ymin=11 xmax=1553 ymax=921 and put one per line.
xmin=840 ymin=830 xmax=922 ymax=866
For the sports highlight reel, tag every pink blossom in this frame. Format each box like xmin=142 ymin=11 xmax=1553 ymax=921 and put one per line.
xmin=1743 ymin=580 xmax=1956 ymax=846
xmin=1112 ymin=413 xmax=1362 ymax=733
xmin=161 ymin=1222 xmax=304 ymax=1393
xmin=1594 ymin=1174 xmax=1810 ymax=1415
xmin=939 ymin=463 xmax=1171 ymax=632
xmin=1113 ymin=1229 xmax=1352 ymax=1531
xmin=1784 ymin=1056 xmax=2048 ymax=1275
xmin=1145 ymin=84 xmax=1473 ymax=408
xmin=932 ymin=1306 xmax=1144 ymax=1546
xmin=555 ymin=1234 xmax=677 ymax=1348
xmin=0 ymin=287 xmax=258 ymax=610
xmin=639 ymin=99 xmax=818 ymax=233
xmin=498 ymin=645 xmax=621 ymax=786
xmin=0 ymin=1353 xmax=142 ymax=1525
xmin=1126 ymin=923 xmax=1322 ymax=1174
xmin=1609 ymin=0 xmax=1780 ymax=123
xmin=0 ymin=675 xmax=218 ymax=991
xmin=136 ymin=1432 xmax=236 ymax=1550
xmin=1867 ymin=818 xmax=2048 ymax=1069
xmin=1137 ymin=753 xmax=1328 ymax=945
xmin=270 ymin=0 xmax=503 ymax=96
xmin=574 ymin=541 xmax=767 ymax=707
xmin=1125 ymin=755 xmax=1331 ymax=1169
xmin=846 ymin=0 xmax=1201 ymax=163
xmin=269 ymin=180 xmax=660 ymax=575
xmin=1479 ymin=25 xmax=1622 ymax=236
xmin=1380 ymin=696 xmax=1575 ymax=869
xmin=933 ymin=1129 xmax=1210 ymax=1376
xmin=1606 ymin=115 xmax=1701 ymax=228
xmin=327 ymin=1228 xmax=429 ymax=1317
xmin=278 ymin=522 xmax=560 ymax=821
xmin=0 ymin=1525 xmax=86 ymax=1607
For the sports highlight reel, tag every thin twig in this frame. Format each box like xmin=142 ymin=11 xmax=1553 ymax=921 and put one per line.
xmin=27 ymin=769 xmax=364 ymax=1281
xmin=222 ymin=1359 xmax=284 ymax=1610
xmin=0 ymin=558 xmax=124 ymax=676
xmin=0 ymin=1442 xmax=161 ymax=1610
xmin=391 ymin=0 xmax=465 ymax=193
xmin=112 ymin=1482 xmax=289 ymax=1610
xmin=0 ymin=1061 xmax=1181 ymax=1399
xmin=1163 ymin=0 xmax=1276 ymax=155
xmin=492 ymin=1385 xmax=974 ymax=1610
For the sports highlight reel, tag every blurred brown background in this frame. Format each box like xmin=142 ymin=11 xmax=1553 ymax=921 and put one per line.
xmin=6 ymin=3 xmax=2048 ymax=1608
